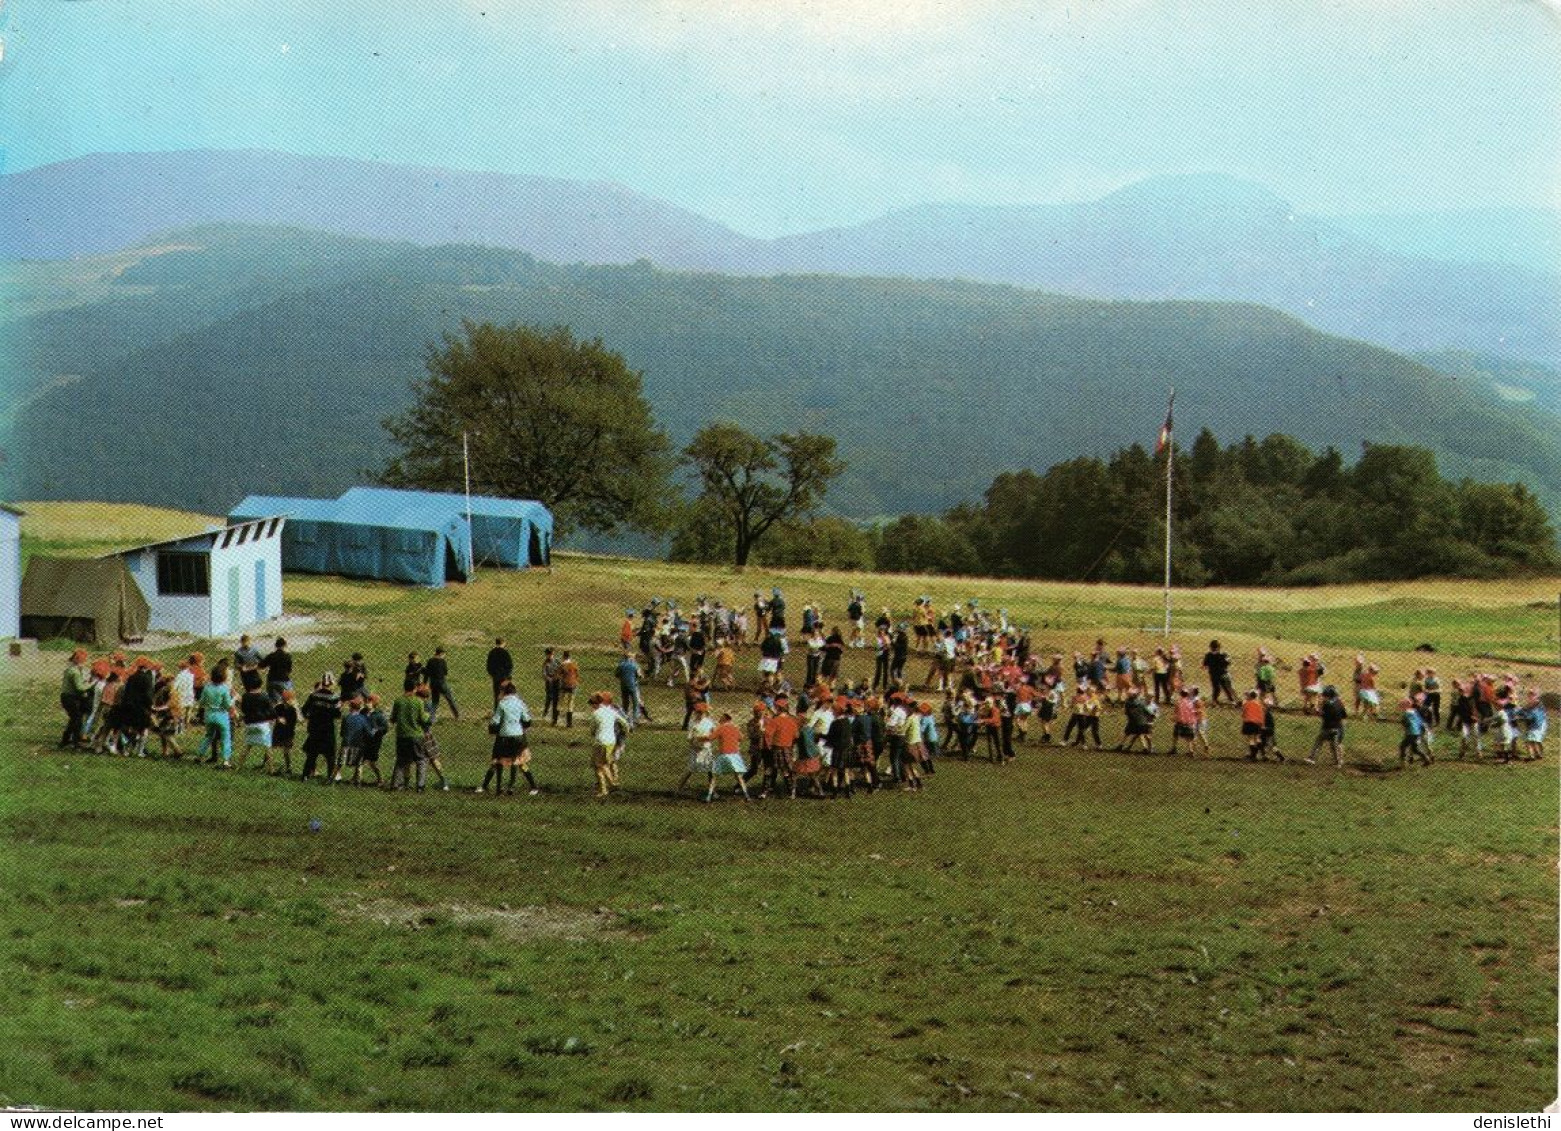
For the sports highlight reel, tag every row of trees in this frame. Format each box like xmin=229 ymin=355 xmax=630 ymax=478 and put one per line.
xmin=889 ymin=431 xmax=1559 ymax=584
xmin=380 ymin=321 xmax=844 ymax=566
xmin=382 ymin=321 xmax=1558 ymax=584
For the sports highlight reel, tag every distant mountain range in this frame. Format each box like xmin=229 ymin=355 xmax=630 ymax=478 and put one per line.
xmin=6 ymin=225 xmax=1561 ymax=525
xmin=2 ymin=150 xmax=1556 ymax=370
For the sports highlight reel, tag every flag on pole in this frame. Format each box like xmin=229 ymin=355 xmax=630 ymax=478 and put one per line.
xmin=1156 ymin=390 xmax=1175 ymax=454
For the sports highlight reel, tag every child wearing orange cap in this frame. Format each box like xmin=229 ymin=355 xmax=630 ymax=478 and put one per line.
xmin=588 ymin=692 xmax=628 ymax=796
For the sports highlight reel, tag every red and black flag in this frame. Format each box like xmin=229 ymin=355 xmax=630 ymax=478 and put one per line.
xmin=1156 ymin=389 xmax=1175 ymax=454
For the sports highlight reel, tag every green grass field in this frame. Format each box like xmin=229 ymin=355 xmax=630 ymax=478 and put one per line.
xmin=1 ymin=506 xmax=1556 ymax=1112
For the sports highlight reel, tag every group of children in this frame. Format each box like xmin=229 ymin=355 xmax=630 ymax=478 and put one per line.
xmin=51 ymin=588 xmax=1551 ymax=800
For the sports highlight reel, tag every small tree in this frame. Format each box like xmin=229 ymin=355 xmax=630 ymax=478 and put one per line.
xmin=680 ymin=422 xmax=844 ymax=567
xmin=381 ymin=321 xmax=671 ymax=534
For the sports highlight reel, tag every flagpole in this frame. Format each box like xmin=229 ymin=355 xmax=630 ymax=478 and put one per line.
xmin=463 ymin=429 xmax=476 ymax=577
xmin=1162 ymin=388 xmax=1175 ymax=637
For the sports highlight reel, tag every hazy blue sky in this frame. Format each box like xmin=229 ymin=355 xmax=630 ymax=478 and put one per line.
xmin=1 ymin=0 xmax=1556 ymax=236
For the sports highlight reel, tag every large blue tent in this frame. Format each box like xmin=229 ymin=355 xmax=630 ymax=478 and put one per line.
xmin=228 ymin=488 xmax=552 ymax=587
xmin=229 ymin=494 xmax=473 ymax=588
xmin=337 ymin=488 xmax=552 ymax=569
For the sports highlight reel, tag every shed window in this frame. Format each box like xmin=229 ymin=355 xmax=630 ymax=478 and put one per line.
xmin=157 ymin=552 xmax=210 ymax=596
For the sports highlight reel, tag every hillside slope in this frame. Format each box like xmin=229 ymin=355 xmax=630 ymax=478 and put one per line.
xmin=8 ymin=227 xmax=1561 ymax=520
xmin=1 ymin=153 xmax=1555 ymax=371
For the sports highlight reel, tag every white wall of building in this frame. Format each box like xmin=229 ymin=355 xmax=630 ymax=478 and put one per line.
xmin=0 ymin=509 xmax=20 ymax=640
xmin=122 ymin=518 xmax=285 ymax=638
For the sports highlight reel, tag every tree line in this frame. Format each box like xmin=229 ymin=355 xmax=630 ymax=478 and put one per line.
xmin=382 ymin=321 xmax=1557 ymax=585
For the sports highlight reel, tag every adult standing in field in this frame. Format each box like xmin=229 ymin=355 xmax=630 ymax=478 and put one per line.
xmin=58 ymin=649 xmax=93 ymax=749
xmin=752 ymin=592 xmax=770 ymax=643
xmin=890 ymin=623 xmax=910 ymax=685
xmin=425 ymin=646 xmax=459 ymax=723
xmin=769 ymin=588 xmax=788 ymax=634
xmin=481 ymin=679 xmax=539 ymax=795
xmin=260 ymin=637 xmax=294 ymax=702
xmin=1201 ymin=641 xmax=1236 ymax=706
xmin=1305 ymin=685 xmax=1348 ymax=767
xmin=389 ymin=681 xmax=432 ymax=791
xmin=301 ymin=673 xmax=342 ymax=782
xmin=486 ymin=638 xmax=514 ymax=706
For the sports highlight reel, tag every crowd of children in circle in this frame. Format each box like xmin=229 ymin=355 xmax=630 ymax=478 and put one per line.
xmin=52 ymin=588 xmax=1548 ymax=803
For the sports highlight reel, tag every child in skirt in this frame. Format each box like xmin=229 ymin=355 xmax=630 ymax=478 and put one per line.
xmin=707 ymin=711 xmax=751 ymax=801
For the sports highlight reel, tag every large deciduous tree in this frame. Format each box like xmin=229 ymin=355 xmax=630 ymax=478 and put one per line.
xmin=680 ymin=423 xmax=844 ymax=567
xmin=380 ymin=321 xmax=671 ymax=534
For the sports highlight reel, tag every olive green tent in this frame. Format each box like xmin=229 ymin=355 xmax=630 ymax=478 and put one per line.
xmin=19 ymin=556 xmax=150 ymax=644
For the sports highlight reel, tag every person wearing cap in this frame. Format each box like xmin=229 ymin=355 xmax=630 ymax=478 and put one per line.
xmin=424 ymin=646 xmax=459 ymax=724
xmin=589 ymin=692 xmax=629 ymax=797
xmin=760 ymin=694 xmax=801 ymax=799
xmin=1305 ymin=686 xmax=1348 ymax=767
xmin=301 ymin=673 xmax=343 ymax=782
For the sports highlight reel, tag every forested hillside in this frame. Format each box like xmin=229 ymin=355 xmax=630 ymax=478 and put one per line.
xmin=8 ymin=226 xmax=1561 ymax=521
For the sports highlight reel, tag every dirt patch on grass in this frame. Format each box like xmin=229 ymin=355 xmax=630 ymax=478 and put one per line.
xmin=339 ymin=898 xmax=617 ymax=942
xmin=1397 ymin=1023 xmax=1465 ymax=1075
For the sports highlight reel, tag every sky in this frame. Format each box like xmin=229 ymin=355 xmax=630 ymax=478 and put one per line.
xmin=0 ymin=0 xmax=1557 ymax=237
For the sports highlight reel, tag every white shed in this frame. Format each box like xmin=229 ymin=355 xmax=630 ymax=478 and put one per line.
xmin=0 ymin=504 xmax=21 ymax=640
xmin=116 ymin=515 xmax=286 ymax=637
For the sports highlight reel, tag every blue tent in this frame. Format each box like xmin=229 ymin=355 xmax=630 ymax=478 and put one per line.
xmin=229 ymin=494 xmax=472 ymax=588
xmin=337 ymin=488 xmax=553 ymax=569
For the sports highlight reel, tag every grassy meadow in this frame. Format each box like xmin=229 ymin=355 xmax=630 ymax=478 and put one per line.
xmin=0 ymin=505 xmax=1556 ymax=1112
